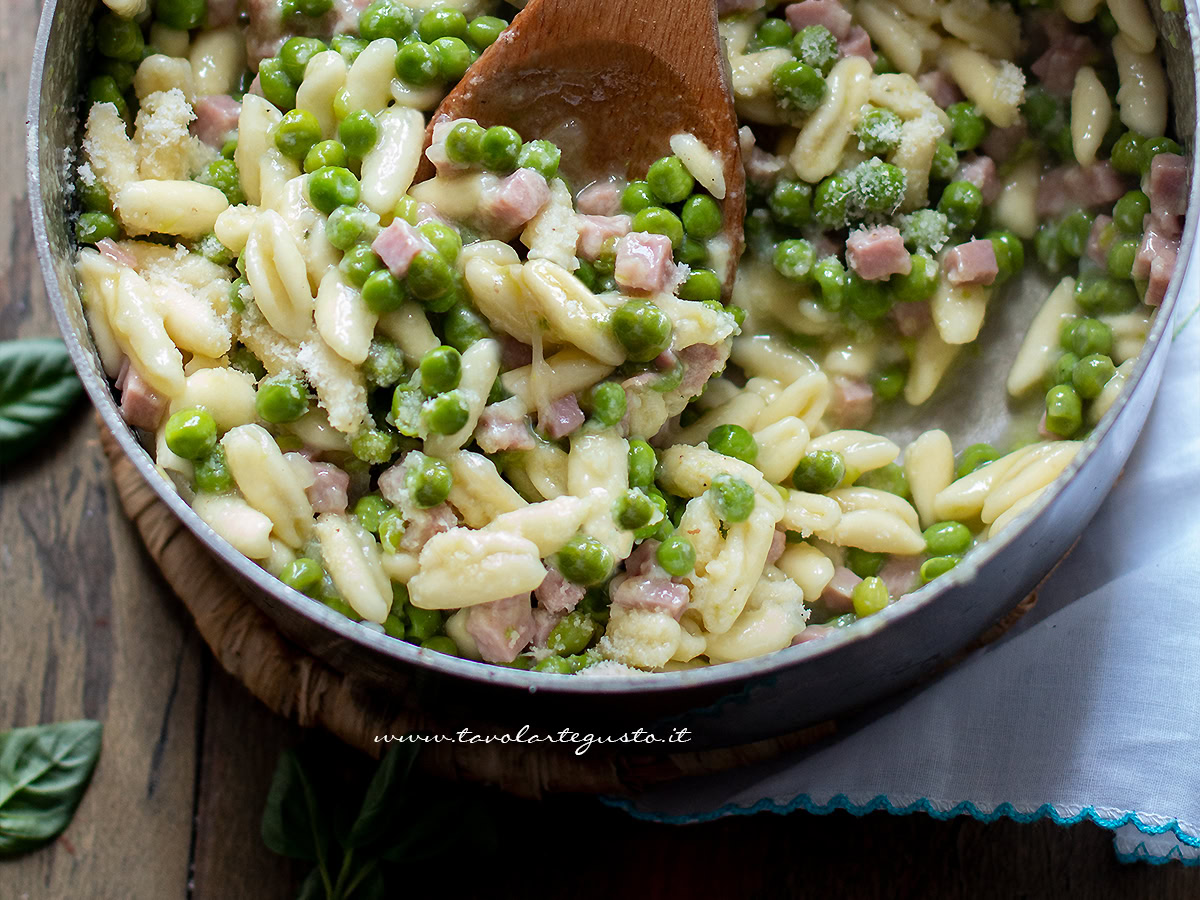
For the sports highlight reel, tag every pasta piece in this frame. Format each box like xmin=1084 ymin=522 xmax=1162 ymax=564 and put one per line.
xmin=671 ymin=615 xmax=708 ymax=664
xmin=722 ymin=16 xmax=793 ymax=126
xmin=992 ymin=156 xmax=1041 ymax=239
xmin=261 ymin=539 xmax=297 ymax=579
xmin=822 ymin=336 xmax=881 ymax=379
xmin=103 ymin=0 xmax=148 ymax=16
xmin=446 ymin=450 xmax=528 ymax=528
xmin=780 ymin=491 xmax=843 ymax=538
xmin=390 ymin=76 xmax=444 ymax=111
xmin=905 ymin=326 xmax=961 ymax=405
xmin=377 ymin=302 xmax=440 ymax=363
xmin=1112 ymin=33 xmax=1168 ymax=137
xmin=424 ymin=339 xmax=501 ymax=456
xmin=731 ymin=333 xmax=817 ymax=384
xmin=112 ymin=268 xmax=186 ymax=398
xmin=258 ymin=150 xmax=302 ymax=212
xmin=655 ymin=295 xmax=739 ymax=351
xmin=482 ymin=495 xmax=590 ymax=557
xmin=189 ymin=26 xmax=246 ymax=97
xmin=520 ymin=178 xmax=580 ymax=270
xmin=1062 ymin=0 xmax=1104 ymax=20
xmin=670 ymin=132 xmax=726 ymax=199
xmin=501 ymin=348 xmax=615 ymax=414
xmin=520 ymin=259 xmax=626 ymax=365
xmin=171 ymin=365 xmax=257 ymax=432
xmin=155 ymin=278 xmax=231 ymax=360
xmin=295 ymin=50 xmax=348 ymax=139
xmin=903 ymin=429 xmax=955 ymax=528
xmin=777 ymin=542 xmax=836 ymax=603
xmin=315 ymin=268 xmax=376 ymax=365
xmin=940 ymin=0 xmax=1021 ymax=61
xmin=244 ymin=209 xmax=316 ymax=340
xmin=892 ymin=110 xmax=944 ymax=212
xmin=343 ymin=38 xmax=399 ymax=114
xmin=790 ymin=56 xmax=874 ymax=183
xmin=464 ymin=258 xmax=535 ymax=341
xmin=117 ymin=180 xmax=228 ymax=237
xmin=221 ymin=424 xmax=314 ymax=548
xmin=132 ymin=55 xmax=194 ymax=102
xmin=1100 ymin=308 xmax=1154 ymax=364
xmin=828 ymin=487 xmax=921 ymax=532
xmin=360 ymin=105 xmax=425 ymax=215
xmin=932 ymin=445 xmax=1036 ymax=521
xmin=824 ymin=508 xmax=926 ymax=554
xmin=980 ymin=441 xmax=1081 ymax=524
xmin=235 ymin=94 xmax=282 ymax=206
xmin=296 ymin=335 xmax=371 ymax=435
xmin=671 ymin=389 xmax=767 ymax=446
xmin=1107 ymin=0 xmax=1157 ymax=53
xmin=857 ymin=0 xmax=939 ymax=75
xmin=313 ymin=514 xmax=391 ymax=623
xmin=192 ymin=495 xmax=275 ymax=560
xmin=285 ymin=409 xmax=351 ymax=454
xmin=600 ymin=605 xmax=683 ymax=669
xmin=568 ymin=431 xmax=633 ymax=561
xmin=1071 ymin=67 xmax=1112 ymax=167
xmin=705 ymin=569 xmax=807 ymax=663
xmin=460 ymin=239 xmax=521 ymax=268
xmin=756 ymin=372 xmax=831 ymax=431
xmin=1090 ymin=359 xmax=1134 ymax=423
xmin=931 ymin=278 xmax=989 ymax=345
xmin=753 ymin=417 xmax=811 ymax=484
xmin=408 ymin=528 xmax=546 ymax=609
xmin=75 ymin=250 xmax=125 ymax=377
xmin=149 ymin=23 xmax=189 ymax=57
xmin=987 ymin=486 xmax=1046 ymax=538
xmin=82 ymin=101 xmax=138 ymax=199
xmin=1007 ymin=277 xmax=1078 ymax=397
xmin=380 ymin=551 xmax=420 ymax=584
xmin=941 ymin=40 xmax=1025 ymax=127
xmin=807 ymin=430 xmax=900 ymax=474
xmin=213 ymin=204 xmax=257 ymax=255
xmin=870 ymin=74 xmax=950 ymax=130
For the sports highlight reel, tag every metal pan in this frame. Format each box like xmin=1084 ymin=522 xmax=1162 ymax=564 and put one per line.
xmin=28 ymin=0 xmax=1199 ymax=749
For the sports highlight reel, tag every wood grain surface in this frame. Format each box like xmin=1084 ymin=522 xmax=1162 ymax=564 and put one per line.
xmin=3 ymin=1 xmax=1200 ymax=897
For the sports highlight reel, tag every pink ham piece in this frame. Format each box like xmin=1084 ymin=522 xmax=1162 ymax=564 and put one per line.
xmin=745 ymin=146 xmax=787 ymax=188
xmin=1039 ymin=162 xmax=1130 ymax=217
xmin=498 ymin=335 xmax=533 ymax=370
xmin=207 ymin=0 xmax=240 ymax=27
xmin=96 ymin=238 xmax=136 ymax=269
xmin=768 ymin=530 xmax=787 ymax=566
xmin=838 ymin=26 xmax=876 ymax=66
xmin=829 ymin=376 xmax=875 ymax=429
xmin=1147 ymin=210 xmax=1182 ymax=240
xmin=535 ymin=569 xmax=586 ymax=614
xmin=678 ymin=342 xmax=727 ymax=395
xmin=306 ymin=463 xmax=349 ymax=514
xmin=1135 ymin=219 xmax=1180 ymax=306
xmin=529 ymin=607 xmax=563 ymax=649
xmin=372 ymin=219 xmax=433 ymax=278
xmin=246 ymin=0 xmax=371 ymax=69
xmin=615 ymin=232 xmax=677 ymax=293
xmin=846 ymin=226 xmax=911 ymax=281
xmin=1086 ymin=215 xmax=1114 ymax=268
xmin=119 ymin=368 xmax=167 ymax=431
xmin=917 ymin=71 xmax=962 ymax=109
xmin=576 ymin=214 xmax=632 ymax=259
xmin=399 ymin=503 xmax=458 ymax=554
xmin=611 ymin=575 xmax=690 ymax=620
xmin=191 ymin=94 xmax=241 ymax=148
xmin=981 ymin=121 xmax=1028 ymax=163
xmin=625 ymin=540 xmax=661 ymax=578
xmin=1145 ymin=249 xmax=1177 ymax=307
xmin=1148 ymin=153 xmax=1188 ymax=217
xmin=956 ymin=156 xmax=999 ymax=204
xmin=792 ymin=625 xmax=833 ymax=644
xmin=719 ymin=0 xmax=766 ymax=12
xmin=538 ymin=393 xmax=585 ymax=439
xmin=878 ymin=555 xmax=921 ymax=600
xmin=943 ymin=239 xmax=999 ymax=286
xmin=1132 ymin=225 xmax=1178 ymax=280
xmin=482 ymin=168 xmax=551 ymax=238
xmin=576 ymin=181 xmax=623 ymax=216
xmin=466 ymin=593 xmax=536 ymax=663
xmin=890 ymin=300 xmax=932 ymax=337
xmin=475 ymin=402 xmax=536 ymax=453
xmin=1031 ymin=34 xmax=1097 ymax=96
xmin=785 ymin=0 xmax=852 ymax=40
xmin=820 ymin=566 xmax=861 ymax=614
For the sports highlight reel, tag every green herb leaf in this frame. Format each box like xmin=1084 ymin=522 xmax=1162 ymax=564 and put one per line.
xmin=342 ymin=743 xmax=419 ymax=850
xmin=0 ymin=720 xmax=102 ymax=857
xmin=296 ymin=867 xmax=326 ymax=900
xmin=344 ymin=862 xmax=385 ymax=899
xmin=261 ymin=749 xmax=332 ymax=867
xmin=0 ymin=338 xmax=84 ymax=464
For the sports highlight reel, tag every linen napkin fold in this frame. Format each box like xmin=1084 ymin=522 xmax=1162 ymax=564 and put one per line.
xmin=607 ymin=271 xmax=1200 ymax=866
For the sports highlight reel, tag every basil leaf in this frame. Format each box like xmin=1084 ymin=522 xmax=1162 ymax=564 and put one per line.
xmin=295 ymin=867 xmax=327 ymax=900
xmin=342 ymin=744 xmax=419 ymax=850
xmin=261 ymin=749 xmax=331 ymax=864
xmin=0 ymin=338 xmax=84 ymax=464
xmin=0 ymin=720 xmax=102 ymax=857
xmin=345 ymin=863 xmax=385 ymax=900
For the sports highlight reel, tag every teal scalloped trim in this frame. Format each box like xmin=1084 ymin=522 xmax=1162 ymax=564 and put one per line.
xmin=1117 ymin=842 xmax=1199 ymax=866
xmin=601 ymin=792 xmax=1200 ymax=856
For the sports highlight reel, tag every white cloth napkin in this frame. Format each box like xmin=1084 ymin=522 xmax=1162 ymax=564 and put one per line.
xmin=608 ymin=269 xmax=1200 ymax=865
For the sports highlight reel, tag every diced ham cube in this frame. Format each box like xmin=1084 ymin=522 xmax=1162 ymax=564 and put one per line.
xmin=530 ymin=607 xmax=563 ymax=649
xmin=839 ymin=26 xmax=876 ymax=66
xmin=625 ymin=540 xmax=662 ymax=578
xmin=956 ymin=156 xmax=999 ymax=204
xmin=1036 ymin=168 xmax=1069 ymax=218
xmin=829 ymin=375 xmax=875 ymax=429
xmin=820 ymin=566 xmax=861 ymax=613
xmin=576 ymin=181 xmax=624 ymax=216
xmin=1145 ymin=247 xmax=1177 ymax=307
xmin=498 ymin=335 xmax=533 ymax=370
xmin=768 ymin=529 xmax=787 ymax=565
xmin=191 ymin=94 xmax=242 ymax=148
xmin=745 ymin=146 xmax=787 ymax=188
xmin=306 ymin=462 xmax=349 ymax=514
xmin=247 ymin=74 xmax=263 ymax=97
xmin=207 ymin=0 xmax=240 ymax=27
xmin=538 ymin=393 xmax=585 ymax=439
xmin=466 ymin=593 xmax=536 ymax=663
xmin=482 ymin=168 xmax=551 ymax=238
xmin=535 ymin=568 xmax=586 ymax=614
xmin=576 ymin=214 xmax=632 ymax=259
xmin=792 ymin=625 xmax=833 ymax=644
xmin=372 ymin=219 xmax=433 ymax=278
xmin=475 ymin=400 xmax=536 ymax=453
xmin=890 ymin=300 xmax=932 ymax=337
xmin=785 ymin=0 xmax=853 ymax=40
xmin=1086 ymin=215 xmax=1114 ymax=268
xmin=846 ymin=225 xmax=911 ymax=281
xmin=1039 ymin=162 xmax=1129 ymax=217
xmin=719 ymin=0 xmax=767 ymax=13
xmin=678 ymin=341 xmax=727 ymax=395
xmin=398 ymin=503 xmax=457 ymax=554
xmin=97 ymin=238 xmax=137 ymax=269
xmin=981 ymin=121 xmax=1028 ymax=163
xmin=878 ymin=555 xmax=921 ymax=600
xmin=943 ymin=239 xmax=999 ymax=286
xmin=611 ymin=575 xmax=690 ymax=620
xmin=1133 ymin=225 xmax=1178 ymax=280
xmin=119 ymin=367 xmax=167 ymax=431
xmin=615 ymin=232 xmax=677 ymax=293
xmin=1148 ymin=153 xmax=1188 ymax=217
xmin=1146 ymin=211 xmax=1182 ymax=241
xmin=1135 ymin=217 xmax=1180 ymax=306
xmin=1031 ymin=34 xmax=1097 ymax=96
xmin=917 ymin=71 xmax=962 ymax=109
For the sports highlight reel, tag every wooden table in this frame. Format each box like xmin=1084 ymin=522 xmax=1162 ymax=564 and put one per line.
xmin=4 ymin=2 xmax=1200 ymax=896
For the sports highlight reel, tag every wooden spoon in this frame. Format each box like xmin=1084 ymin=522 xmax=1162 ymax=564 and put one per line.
xmin=418 ymin=0 xmax=745 ymax=287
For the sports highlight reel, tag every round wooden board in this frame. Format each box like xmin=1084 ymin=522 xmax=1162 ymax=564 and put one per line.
xmin=100 ymin=422 xmax=1037 ymax=799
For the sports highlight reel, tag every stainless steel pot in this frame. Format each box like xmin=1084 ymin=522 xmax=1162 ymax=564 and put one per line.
xmin=29 ymin=0 xmax=1200 ymax=749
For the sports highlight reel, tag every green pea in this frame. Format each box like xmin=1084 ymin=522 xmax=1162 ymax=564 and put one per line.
xmin=856 ymin=161 xmax=906 ymax=213
xmin=272 ymin=107 xmax=322 ymax=161
xmin=258 ymin=57 xmax=298 ymax=110
xmin=1074 ymin=271 xmax=1138 ymax=314
xmin=414 ymin=222 xmax=459 ymax=264
xmin=632 ymin=487 xmax=670 ymax=541
xmin=531 ymin=655 xmax=572 ymax=673
xmin=924 ymin=520 xmax=972 ymax=556
xmin=611 ymin=489 xmax=656 ymax=531
xmin=766 ymin=180 xmax=811 ymax=230
xmin=622 ymin=181 xmax=654 ymax=214
xmin=280 ymin=558 xmax=324 ymax=596
xmin=678 ymin=268 xmax=722 ymax=303
xmin=442 ymin=303 xmax=492 ymax=352
xmin=587 ymin=381 xmax=627 ymax=427
xmin=955 ymin=443 xmax=999 ymax=478
xmin=1035 ymin=222 xmax=1067 ymax=273
xmin=752 ymin=16 xmax=794 ymax=50
xmin=360 ymin=0 xmax=412 ymax=40
xmin=406 ymin=250 xmax=455 ymax=302
xmin=1022 ymin=85 xmax=1060 ymax=135
xmin=632 ymin=206 xmax=684 ymax=249
xmin=79 ymin=177 xmax=113 ymax=215
xmin=706 ymin=473 xmax=755 ymax=523
xmin=772 ymin=59 xmax=825 ymax=112
xmin=947 ymin=102 xmax=987 ymax=152
xmin=445 ymin=120 xmax=485 ymax=165
xmin=467 ymin=15 xmax=507 ymax=49
xmin=297 ymin=0 xmax=333 ymax=16
xmin=892 ymin=253 xmax=939 ymax=303
xmin=1106 ymin=237 xmax=1138 ymax=280
xmin=302 ymin=139 xmax=346 ymax=174
xmin=308 ymin=166 xmax=360 ymax=213
xmin=1049 ymin=351 xmax=1079 ymax=388
xmin=340 ymin=242 xmax=382 ymax=287
xmin=1112 ymin=190 xmax=1150 ymax=234
xmin=330 ymin=34 xmax=368 ymax=63
xmin=419 ymin=345 xmax=462 ymax=394
xmin=1110 ymin=131 xmax=1146 ymax=175
xmin=1044 ymin=384 xmax=1083 ymax=437
xmin=1139 ymin=136 xmax=1183 ymax=175
xmin=931 ymin=141 xmax=959 ymax=182
xmin=406 ymin=454 xmax=453 ymax=508
xmin=363 ymin=338 xmax=406 ymax=390
xmin=920 ymin=556 xmax=958 ymax=584
xmin=85 ymin=75 xmax=128 ymax=119
xmin=394 ymin=40 xmax=441 ymax=85
xmin=196 ymin=233 xmax=234 ymax=266
xmin=844 ymin=273 xmax=892 ymax=321
xmin=360 ymin=268 xmax=405 ymax=314
xmin=195 ymin=158 xmax=246 ymax=205
xmin=707 ymin=424 xmax=758 ymax=464
xmin=95 ymin=57 xmax=135 ymax=93
xmin=855 ymin=461 xmax=908 ymax=498
xmin=855 ymin=106 xmax=903 ymax=156
xmin=937 ymin=180 xmax=983 ymax=234
xmin=418 ymin=7 xmax=468 ymax=41
xmin=792 ymin=24 xmax=838 ymax=75
xmin=656 ymin=532 xmax=696 ymax=577
xmin=417 ymin=635 xmax=456 ymax=655
xmin=256 ymin=374 xmax=309 ymax=423
xmin=844 ymin=547 xmax=886 ymax=579
xmin=554 ymin=534 xmax=614 ymax=586
xmin=813 ymin=173 xmax=852 ymax=227
xmin=378 ymin=509 xmax=406 ymax=553
xmin=871 ymin=365 xmax=907 ymax=402
xmin=424 ymin=390 xmax=470 ymax=434
xmin=811 ymin=256 xmax=846 ymax=311
xmin=681 ymin=194 xmax=723 ymax=240
xmin=517 ymin=140 xmax=561 ymax=179
xmin=227 ymin=346 xmax=264 ymax=380
xmin=193 ymin=445 xmax=232 ymax=493
xmin=792 ymin=450 xmax=845 ymax=493
xmin=1057 ymin=209 xmax=1094 ymax=258
xmin=432 ymin=36 xmax=474 ymax=81
xmin=479 ymin=125 xmax=523 ymax=173
xmin=336 ymin=109 xmax=379 ymax=158
xmin=628 ymin=439 xmax=656 ymax=488
xmin=611 ymin=298 xmax=672 ymax=362
xmin=76 ymin=211 xmax=119 ymax=245
xmin=898 ymin=207 xmax=951 ymax=258
xmin=164 ymin=408 xmax=217 ymax=460
xmin=647 ymin=156 xmax=695 ymax=205
xmin=852 ymin=576 xmax=890 ymax=617
xmin=354 ymin=493 xmax=390 ymax=532
xmin=773 ymin=238 xmax=816 ymax=282
xmin=1062 ymin=317 xmax=1113 ymax=357
xmin=987 ymin=230 xmax=1025 ymax=284
xmin=279 ymin=36 xmax=326 ymax=83
xmin=351 ymin=428 xmax=398 ymax=464
xmin=1072 ymin=353 xmax=1116 ymax=399
xmin=97 ymin=12 xmax=145 ymax=62
xmin=323 ymin=205 xmax=370 ymax=251
xmin=405 ymin=604 xmax=443 ymax=641
xmin=546 ymin=611 xmax=595 ymax=655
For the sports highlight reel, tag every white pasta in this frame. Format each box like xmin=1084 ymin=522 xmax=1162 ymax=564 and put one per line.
xmin=360 ymin=105 xmax=425 ymax=215
xmin=670 ymin=132 xmax=727 ymax=200
xmin=704 ymin=569 xmax=806 ymax=662
xmin=315 ymin=268 xmax=375 ymax=366
xmin=980 ymin=441 xmax=1081 ymax=524
xmin=463 ymin=257 xmax=532 ymax=341
xmin=941 ymin=40 xmax=1025 ymax=127
xmin=285 ymin=409 xmax=351 ymax=454
xmin=189 ymin=26 xmax=245 ymax=97
xmin=244 ymin=210 xmax=316 ymax=340
xmin=790 ymin=56 xmax=874 ymax=183
xmin=446 ymin=450 xmax=528 ymax=528
xmin=780 ymin=491 xmax=843 ymax=538
xmin=892 ymin=110 xmax=944 ymax=212
xmin=933 ymin=445 xmax=1035 ymax=521
xmin=193 ymin=495 xmax=275 ymax=560
xmin=172 ymin=366 xmax=257 ymax=432
xmin=482 ymin=495 xmax=590 ymax=557
xmin=1062 ymin=0 xmax=1104 ymax=20
xmin=857 ymin=0 xmax=940 ymax=75
xmin=1007 ymin=277 xmax=1078 ymax=397
xmin=83 ymin=101 xmax=138 ymax=199
xmin=1090 ymin=359 xmax=1134 ymax=422
xmin=827 ymin=487 xmax=922 ymax=532
xmin=1101 ymin=308 xmax=1155 ymax=363
xmin=519 ymin=259 xmax=626 ymax=365
xmin=502 ymin=348 xmax=615 ymax=414
xmin=1107 ymin=0 xmax=1157 ymax=52
xmin=670 ymin=388 xmax=766 ymax=446
xmin=600 ymin=605 xmax=683 ymax=669
xmin=904 ymin=429 xmax=955 ymax=527
xmin=235 ymin=94 xmax=282 ymax=206
xmin=112 ymin=268 xmax=186 ymax=398
xmin=777 ymin=542 xmax=836 ymax=603
xmin=155 ymin=278 xmax=231 ymax=360
xmin=222 ymin=424 xmax=315 ymax=548
xmin=568 ymin=431 xmax=633 ymax=561
xmin=905 ymin=326 xmax=961 ymax=405
xmin=931 ymin=278 xmax=989 ymax=345
xmin=753 ymin=416 xmax=812 ymax=484
xmin=117 ymin=180 xmax=228 ymax=237
xmin=343 ymin=38 xmax=399 ymax=114
xmin=755 ymin=371 xmax=831 ymax=431
xmin=992 ymin=156 xmax=1041 ymax=239
xmin=807 ymin=430 xmax=900 ymax=474
xmin=1071 ymin=67 xmax=1112 ymax=166
xmin=1112 ymin=33 xmax=1168 ymax=137
xmin=940 ymin=0 xmax=1021 ymax=61
xmin=213 ymin=204 xmax=257 ymax=255
xmin=722 ymin=16 xmax=793 ymax=126
xmin=295 ymin=50 xmax=349 ymax=139
xmin=75 ymin=250 xmax=125 ymax=377
xmin=731 ymin=332 xmax=817 ymax=384
xmin=313 ymin=514 xmax=391 ymax=623
xmin=377 ymin=302 xmax=440 ymax=363
xmin=408 ymin=528 xmax=546 ymax=609
xmin=521 ymin=178 xmax=580 ymax=271
xmin=133 ymin=56 xmax=194 ymax=102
